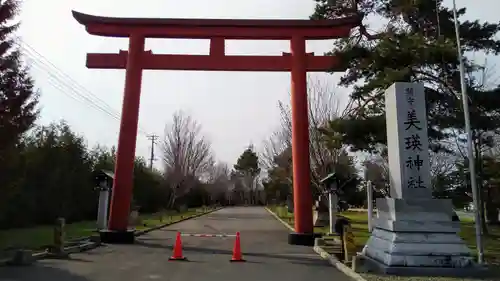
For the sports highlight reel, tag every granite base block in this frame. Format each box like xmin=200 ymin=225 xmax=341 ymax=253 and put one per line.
xmin=359 ymin=254 xmax=488 ymax=278
xmin=360 ymin=198 xmax=477 ymax=276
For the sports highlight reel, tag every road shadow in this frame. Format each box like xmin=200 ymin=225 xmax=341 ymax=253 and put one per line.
xmin=139 ymin=236 xmax=174 ymax=242
xmin=0 ymin=263 xmax=90 ymax=281
xmin=205 ymin=214 xmax=272 ymax=220
xmin=155 ymin=229 xmax=178 ymax=233
xmin=63 ymin=256 xmax=94 ymax=263
xmin=290 ymin=260 xmax=333 ymax=268
xmin=135 ymin=240 xmax=322 ymax=263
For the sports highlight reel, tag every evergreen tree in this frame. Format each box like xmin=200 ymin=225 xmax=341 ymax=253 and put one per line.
xmin=311 ymin=0 xmax=500 ymax=152
xmin=0 ymin=0 xmax=39 ymax=151
xmin=262 ymin=147 xmax=293 ymax=203
xmin=234 ymin=146 xmax=261 ymax=177
xmin=0 ymin=0 xmax=39 ymax=224
xmin=234 ymin=145 xmax=261 ymax=204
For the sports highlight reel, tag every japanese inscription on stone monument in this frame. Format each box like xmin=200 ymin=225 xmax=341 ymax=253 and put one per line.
xmin=385 ymin=83 xmax=431 ymax=199
xmin=403 ymin=87 xmax=425 ymax=189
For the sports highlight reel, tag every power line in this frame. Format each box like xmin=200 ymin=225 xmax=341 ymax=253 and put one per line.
xmin=27 ymin=55 xmax=124 ymax=124
xmin=21 ymin=41 xmax=123 ymax=119
xmin=16 ymin=38 xmax=152 ymax=137
xmin=147 ymin=134 xmax=159 ymax=170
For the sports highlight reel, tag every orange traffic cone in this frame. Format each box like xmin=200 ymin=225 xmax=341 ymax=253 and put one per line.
xmin=230 ymin=231 xmax=245 ymax=262
xmin=169 ymin=232 xmax=187 ymax=261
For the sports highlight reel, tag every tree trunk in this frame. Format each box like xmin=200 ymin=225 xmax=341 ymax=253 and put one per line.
xmin=168 ymin=189 xmax=177 ymax=210
xmin=477 ymin=181 xmax=489 ymax=235
xmin=479 ymin=196 xmax=489 ymax=235
xmin=486 ymin=204 xmax=499 ymax=225
xmin=474 ymin=141 xmax=488 ymax=235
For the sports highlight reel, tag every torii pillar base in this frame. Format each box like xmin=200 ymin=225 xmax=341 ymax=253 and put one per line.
xmin=99 ymin=229 xmax=135 ymax=244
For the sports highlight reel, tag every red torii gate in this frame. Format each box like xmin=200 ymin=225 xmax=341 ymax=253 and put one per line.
xmin=73 ymin=11 xmax=360 ymax=245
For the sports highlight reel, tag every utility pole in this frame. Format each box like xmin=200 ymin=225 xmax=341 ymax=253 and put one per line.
xmin=452 ymin=0 xmax=484 ymax=264
xmin=147 ymin=134 xmax=159 ymax=170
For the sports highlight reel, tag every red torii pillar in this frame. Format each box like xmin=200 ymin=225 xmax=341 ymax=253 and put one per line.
xmin=73 ymin=11 xmax=360 ymax=245
xmin=289 ymin=36 xmax=311 ymax=237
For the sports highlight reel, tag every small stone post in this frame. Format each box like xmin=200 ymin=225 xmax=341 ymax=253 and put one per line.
xmin=367 ymin=180 xmax=374 ymax=232
xmin=328 ymin=190 xmax=338 ymax=234
xmin=97 ymin=187 xmax=110 ymax=230
xmin=52 ymin=217 xmax=67 ymax=257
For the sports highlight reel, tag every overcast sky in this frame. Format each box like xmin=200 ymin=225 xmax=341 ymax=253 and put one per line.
xmin=16 ymin=0 xmax=496 ymax=168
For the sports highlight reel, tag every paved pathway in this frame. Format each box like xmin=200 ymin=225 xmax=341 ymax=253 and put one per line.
xmin=0 ymin=207 xmax=351 ymax=281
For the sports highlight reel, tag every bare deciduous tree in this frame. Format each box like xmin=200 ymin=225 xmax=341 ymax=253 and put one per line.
xmin=260 ymin=78 xmax=347 ymax=192
xmin=204 ymin=162 xmax=233 ymax=203
xmin=429 ymin=151 xmax=457 ymax=189
xmin=162 ymin=111 xmax=213 ymax=208
xmin=363 ymin=148 xmax=390 ymax=197
xmin=207 ymin=162 xmax=230 ymax=183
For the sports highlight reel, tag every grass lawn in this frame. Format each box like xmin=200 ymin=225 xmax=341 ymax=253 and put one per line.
xmin=0 ymin=207 xmax=215 ymax=252
xmin=268 ymin=205 xmax=500 ymax=281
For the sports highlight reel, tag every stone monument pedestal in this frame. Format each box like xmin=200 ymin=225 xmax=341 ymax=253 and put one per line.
xmin=361 ymin=198 xmax=483 ymax=276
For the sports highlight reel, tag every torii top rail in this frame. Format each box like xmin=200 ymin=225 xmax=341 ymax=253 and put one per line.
xmin=72 ymin=11 xmax=361 ymax=72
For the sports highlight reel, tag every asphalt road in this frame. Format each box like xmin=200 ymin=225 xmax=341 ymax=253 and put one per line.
xmin=0 ymin=207 xmax=351 ymax=281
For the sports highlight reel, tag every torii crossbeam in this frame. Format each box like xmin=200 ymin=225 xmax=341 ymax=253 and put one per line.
xmin=73 ymin=10 xmax=360 ymax=245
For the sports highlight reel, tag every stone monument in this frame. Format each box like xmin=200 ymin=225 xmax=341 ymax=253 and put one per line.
xmin=313 ymin=195 xmax=330 ymax=227
xmin=360 ymin=82 xmax=478 ymax=276
xmin=96 ymin=179 xmax=111 ymax=230
xmin=286 ymin=195 xmax=294 ymax=213
xmin=94 ymin=170 xmax=114 ymax=230
xmin=320 ymin=172 xmax=339 ymax=234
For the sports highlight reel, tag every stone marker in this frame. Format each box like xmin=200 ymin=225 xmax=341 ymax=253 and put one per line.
xmin=286 ymin=196 xmax=294 ymax=213
xmin=313 ymin=195 xmax=329 ymax=227
xmin=129 ymin=210 xmax=141 ymax=226
xmin=360 ymin=82 xmax=478 ymax=276
xmin=97 ymin=181 xmax=110 ymax=230
xmin=367 ymin=180 xmax=374 ymax=232
xmin=328 ymin=191 xmax=338 ymax=234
